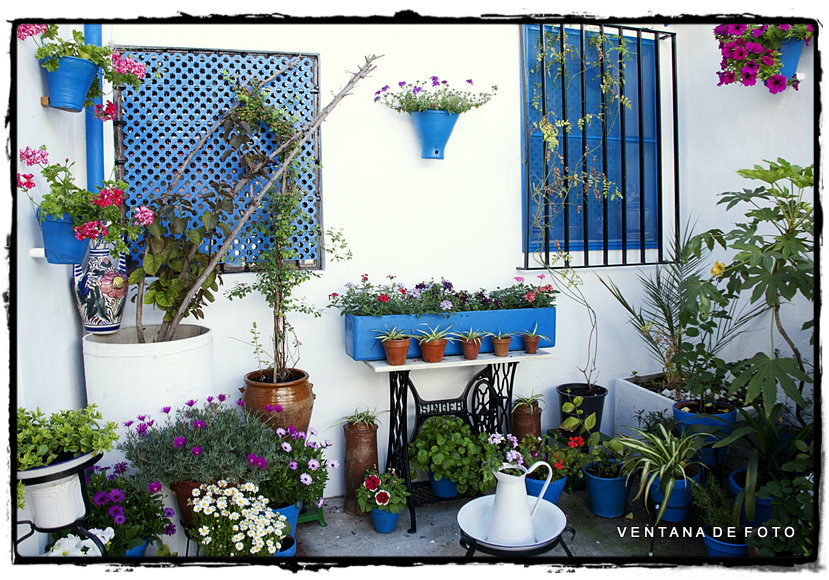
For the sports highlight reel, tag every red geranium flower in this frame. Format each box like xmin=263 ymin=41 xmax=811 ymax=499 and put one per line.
xmin=377 ymin=293 xmax=390 ymax=302
xmin=554 ymin=460 xmax=565 ymax=470
xmin=375 ymin=490 xmax=390 ymax=506
xmin=567 ymin=436 xmax=584 ymax=448
xmin=364 ymin=474 xmax=381 ymax=492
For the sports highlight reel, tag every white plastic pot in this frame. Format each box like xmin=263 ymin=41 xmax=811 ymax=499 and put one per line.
xmin=18 ymin=452 xmax=97 ymax=530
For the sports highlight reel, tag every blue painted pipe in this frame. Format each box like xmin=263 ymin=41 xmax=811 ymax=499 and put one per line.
xmin=84 ymin=24 xmax=104 ymax=193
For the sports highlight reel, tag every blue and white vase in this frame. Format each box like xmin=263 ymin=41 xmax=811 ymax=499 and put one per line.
xmin=73 ymin=242 xmax=127 ymax=334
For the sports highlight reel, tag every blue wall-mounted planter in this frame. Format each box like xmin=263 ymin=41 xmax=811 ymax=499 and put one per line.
xmin=778 ymin=39 xmax=805 ymax=78
xmin=42 ymin=56 xmax=98 ymax=112
xmin=410 ymin=110 xmax=459 ymax=159
xmin=40 ymin=212 xmax=89 ymax=264
xmin=344 ymin=307 xmax=556 ymax=361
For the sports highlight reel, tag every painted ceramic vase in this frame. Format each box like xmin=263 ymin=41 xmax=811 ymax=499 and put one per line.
xmin=73 ymin=243 xmax=127 ymax=334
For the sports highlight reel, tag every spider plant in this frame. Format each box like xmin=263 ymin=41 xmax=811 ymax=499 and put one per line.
xmin=414 ymin=324 xmax=454 ymax=344
xmin=449 ymin=327 xmax=492 ymax=344
xmin=512 ymin=393 xmax=544 ymax=411
xmin=618 ymin=423 xmax=710 ymax=524
xmin=373 ymin=326 xmax=411 ymax=342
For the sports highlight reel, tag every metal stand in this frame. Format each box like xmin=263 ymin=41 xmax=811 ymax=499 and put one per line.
xmin=459 ymin=525 xmax=576 ymax=558
xmin=365 ymin=350 xmax=553 ymax=533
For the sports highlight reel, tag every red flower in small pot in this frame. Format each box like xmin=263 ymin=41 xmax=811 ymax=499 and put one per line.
xmin=375 ymin=490 xmax=390 ymax=506
xmin=364 ymin=474 xmax=381 ymax=492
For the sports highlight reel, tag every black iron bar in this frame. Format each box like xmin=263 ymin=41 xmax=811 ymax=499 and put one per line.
xmin=520 ymin=26 xmax=531 ymax=269
xmin=580 ymin=24 xmax=589 ymax=267
xmin=637 ymin=29 xmax=646 ymax=263
xmin=619 ymin=28 xmax=628 ymax=264
xmin=653 ymin=29 xmax=665 ymax=263
xmin=600 ymin=25 xmax=609 ymax=265
xmin=560 ymin=25 xmax=570 ymax=265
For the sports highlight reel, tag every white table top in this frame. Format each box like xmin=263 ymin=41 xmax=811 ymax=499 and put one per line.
xmin=363 ymin=349 xmax=554 ymax=373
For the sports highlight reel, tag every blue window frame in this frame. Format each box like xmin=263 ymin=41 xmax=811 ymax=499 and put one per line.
xmin=521 ymin=24 xmax=678 ymax=268
xmin=115 ymin=48 xmax=321 ymax=271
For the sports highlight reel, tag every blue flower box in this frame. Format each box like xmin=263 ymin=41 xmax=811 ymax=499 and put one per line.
xmin=344 ymin=307 xmax=556 ymax=361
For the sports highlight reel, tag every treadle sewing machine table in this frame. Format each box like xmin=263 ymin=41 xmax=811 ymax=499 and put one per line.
xmin=364 ymin=349 xmax=554 ymax=533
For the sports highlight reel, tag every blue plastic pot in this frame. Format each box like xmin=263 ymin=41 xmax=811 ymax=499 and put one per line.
xmin=727 ymin=469 xmax=773 ymax=528
xmin=525 ymin=474 xmax=567 ymax=505
xmin=649 ymin=468 xmax=701 ymax=523
xmin=702 ymin=526 xmax=748 ymax=557
xmin=273 ymin=501 xmax=302 ymax=534
xmin=410 ymin=110 xmax=459 ymax=159
xmin=428 ymin=471 xmax=459 ymax=498
xmin=124 ymin=538 xmax=150 ymax=557
xmin=40 ymin=212 xmax=89 ymax=264
xmin=370 ymin=508 xmax=400 ymax=533
xmin=583 ymin=464 xmax=630 ymax=518
xmin=274 ymin=536 xmax=297 ymax=557
xmin=778 ymin=39 xmax=805 ymax=78
xmin=673 ymin=401 xmax=736 ymax=467
xmin=41 ymin=56 xmax=99 ymax=112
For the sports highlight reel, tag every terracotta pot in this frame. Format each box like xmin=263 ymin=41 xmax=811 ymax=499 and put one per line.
xmin=381 ymin=338 xmax=411 ymax=366
xmin=512 ymin=402 xmax=542 ymax=441
xmin=242 ymin=368 xmax=315 ymax=433
xmin=459 ymin=339 xmax=481 ymax=360
xmin=169 ymin=479 xmax=203 ymax=528
xmin=492 ymin=337 xmax=512 ymax=357
xmin=522 ymin=335 xmax=541 ymax=354
xmin=342 ymin=422 xmax=379 ymax=515
xmin=419 ymin=339 xmax=448 ymax=363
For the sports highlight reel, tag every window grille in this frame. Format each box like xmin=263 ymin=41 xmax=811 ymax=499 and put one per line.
xmin=114 ymin=48 xmax=321 ymax=271
xmin=520 ymin=24 xmax=679 ymax=269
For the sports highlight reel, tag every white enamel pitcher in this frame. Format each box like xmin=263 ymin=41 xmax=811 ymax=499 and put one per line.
xmin=486 ymin=461 xmax=552 ymax=546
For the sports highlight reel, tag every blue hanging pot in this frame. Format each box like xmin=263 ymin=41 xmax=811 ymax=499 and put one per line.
xmin=39 ymin=212 xmax=89 ymax=264
xmin=41 ymin=56 xmax=99 ymax=112
xmin=778 ymin=39 xmax=805 ymax=78
xmin=410 ymin=110 xmax=459 ymax=159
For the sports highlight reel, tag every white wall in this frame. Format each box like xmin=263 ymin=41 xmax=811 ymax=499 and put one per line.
xmin=13 ymin=23 xmax=816 ymax=529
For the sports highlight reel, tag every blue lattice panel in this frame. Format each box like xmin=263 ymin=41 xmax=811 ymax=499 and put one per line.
xmin=115 ymin=49 xmax=320 ymax=268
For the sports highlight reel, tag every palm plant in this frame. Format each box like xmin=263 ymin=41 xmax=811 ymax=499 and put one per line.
xmin=618 ymin=424 xmax=710 ymax=524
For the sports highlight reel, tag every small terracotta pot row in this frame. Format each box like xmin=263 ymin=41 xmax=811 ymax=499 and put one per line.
xmin=380 ymin=335 xmax=541 ymax=366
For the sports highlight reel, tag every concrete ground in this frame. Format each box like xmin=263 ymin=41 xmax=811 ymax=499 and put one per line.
xmin=294 ymin=484 xmax=711 ymax=564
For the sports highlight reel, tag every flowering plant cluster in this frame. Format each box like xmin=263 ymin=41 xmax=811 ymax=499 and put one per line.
xmin=52 ymin=463 xmax=175 ymax=556
xmin=47 ymin=527 xmax=114 ymax=557
xmin=517 ymin=432 xmax=589 ymax=482
xmin=191 ymin=480 xmax=290 ymax=557
xmin=375 ymin=75 xmax=497 ymax=115
xmin=258 ymin=424 xmax=337 ymax=508
xmin=714 ymin=23 xmax=814 ymax=94
xmin=355 ymin=467 xmax=410 ymax=514
xmin=329 ymin=274 xmax=556 ymax=317
xmin=18 ymin=145 xmax=152 ymax=256
xmin=118 ymin=395 xmax=280 ymax=489
xmin=18 ymin=23 xmax=146 ymax=109
xmin=478 ymin=432 xmax=525 ymax=489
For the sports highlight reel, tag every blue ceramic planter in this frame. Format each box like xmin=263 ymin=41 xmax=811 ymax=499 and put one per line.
xmin=410 ymin=110 xmax=458 ymax=159
xmin=272 ymin=502 xmax=301 ymax=556
xmin=124 ymin=538 xmax=150 ymax=557
xmin=274 ymin=536 xmax=297 ymax=557
xmin=702 ymin=526 xmax=748 ymax=557
xmin=344 ymin=308 xmax=556 ymax=361
xmin=428 ymin=471 xmax=459 ymax=498
xmin=727 ymin=469 xmax=773 ymax=528
xmin=40 ymin=213 xmax=89 ymax=264
xmin=525 ymin=474 xmax=567 ymax=504
xmin=583 ymin=464 xmax=629 ymax=518
xmin=778 ymin=39 xmax=805 ymax=78
xmin=673 ymin=401 xmax=736 ymax=467
xmin=42 ymin=56 xmax=99 ymax=112
xmin=370 ymin=508 xmax=400 ymax=533
xmin=649 ymin=468 xmax=701 ymax=523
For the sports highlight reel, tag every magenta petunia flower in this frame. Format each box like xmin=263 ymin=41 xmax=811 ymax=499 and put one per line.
xmin=731 ymin=45 xmax=748 ymax=60
xmin=765 ymin=74 xmax=788 ymax=94
xmin=741 ymin=69 xmax=758 ymax=86
xmin=761 ymin=54 xmax=775 ymax=66
xmin=727 ymin=24 xmax=747 ymax=35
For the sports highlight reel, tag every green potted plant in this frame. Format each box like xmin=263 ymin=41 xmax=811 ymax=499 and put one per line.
xmin=618 ymin=424 xmax=710 ymax=525
xmin=490 ymin=330 xmax=513 ymax=357
xmin=190 ymin=480 xmax=292 ymax=557
xmin=117 ymin=395 xmax=280 ymax=528
xmin=356 ymin=467 xmax=411 ymax=533
xmin=582 ymin=438 xmax=632 ymax=519
xmin=18 ymin=23 xmax=146 ymax=111
xmin=339 ymin=409 xmax=386 ymax=515
xmin=514 ymin=432 xmax=584 ymax=504
xmin=520 ymin=323 xmax=548 ymax=354
xmin=17 ymin=405 xmax=118 ymax=530
xmin=50 ymin=463 xmax=176 ymax=556
xmin=714 ymin=23 xmax=814 ymax=94
xmin=374 ymin=326 xmax=412 ymax=366
xmin=691 ymin=475 xmax=748 ymax=557
xmin=511 ymin=393 xmax=544 ymax=441
xmin=374 ymin=76 xmax=497 ymax=159
xmin=450 ymin=327 xmax=491 ymax=360
xmin=414 ymin=323 xmax=454 ymax=363
xmin=408 ymin=416 xmax=482 ymax=498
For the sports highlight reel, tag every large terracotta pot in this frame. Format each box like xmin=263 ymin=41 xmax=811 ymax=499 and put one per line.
xmin=342 ymin=422 xmax=379 ymax=515
xmin=169 ymin=479 xmax=202 ymax=528
xmin=512 ymin=401 xmax=542 ymax=441
xmin=242 ymin=368 xmax=315 ymax=433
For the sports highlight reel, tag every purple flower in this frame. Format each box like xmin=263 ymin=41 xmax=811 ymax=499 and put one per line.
xmin=192 ymin=419 xmax=206 ymax=429
xmin=282 ymin=442 xmax=293 ymax=453
xmin=108 ymin=488 xmax=126 ymax=503
xmin=163 ymin=522 xmax=177 ymax=536
xmin=148 ymin=481 xmax=162 ymax=494
xmin=108 ymin=505 xmax=125 ymax=519
xmin=317 ymin=498 xmax=325 ymax=508
xmin=206 ymin=396 xmax=214 ymax=404
xmin=441 ymin=278 xmax=453 ymax=291
xmin=289 ymin=461 xmax=298 ymax=471
xmin=275 ymin=427 xmax=287 ymax=437
xmin=123 ymin=420 xmax=134 ymax=428
xmin=236 ymin=398 xmax=245 ymax=407
xmin=191 ymin=446 xmax=203 ymax=456
xmin=162 ymin=406 xmax=171 ymax=414
xmin=257 ymin=457 xmax=268 ymax=469
xmin=300 ymin=473 xmax=313 ymax=485
xmin=791 ymin=74 xmax=800 ymax=91
xmin=779 ymin=24 xmax=791 ymax=32
xmin=745 ymin=42 xmax=763 ymax=54
xmin=173 ymin=436 xmax=186 ymax=448
xmin=185 ymin=399 xmax=197 ymax=407
xmin=514 ymin=276 xmax=525 ymax=282
xmin=113 ymin=462 xmax=128 ymax=475
xmin=731 ymin=45 xmax=748 ymax=60
xmin=264 ymin=404 xmax=283 ymax=413
xmin=765 ymin=74 xmax=788 ymax=94
xmin=398 ymin=81 xmax=406 ymax=87
xmin=751 ymin=25 xmax=768 ymax=38
xmin=163 ymin=507 xmax=175 ymax=519
xmin=112 ymin=513 xmax=126 ymax=525
xmin=412 ymin=86 xmax=423 ymax=94
xmin=308 ymin=459 xmax=320 ymax=471
xmin=714 ymin=24 xmax=728 ymax=35
xmin=136 ymin=423 xmax=149 ymax=436
xmin=430 ymin=75 xmax=441 ymax=87
xmin=717 ymin=70 xmax=736 ymax=86
xmin=741 ymin=69 xmax=758 ymax=86
xmin=137 ymin=415 xmax=147 ymax=422
xmin=297 ymin=431 xmax=307 ymax=440
xmin=727 ymin=24 xmax=747 ymax=36
xmin=466 ymin=79 xmax=474 ymax=85
xmin=217 ymin=393 xmax=227 ymax=402
xmin=309 ymin=427 xmax=317 ymax=436
xmin=92 ymin=491 xmax=110 ymax=506
xmin=440 ymin=299 xmax=452 ymax=311
xmin=329 ymin=460 xmax=340 ymax=469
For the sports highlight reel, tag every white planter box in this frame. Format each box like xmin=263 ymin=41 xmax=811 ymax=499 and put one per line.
xmin=613 ymin=375 xmax=675 ymax=436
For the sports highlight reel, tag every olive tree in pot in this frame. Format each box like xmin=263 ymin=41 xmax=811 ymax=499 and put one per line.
xmin=83 ymin=55 xmax=379 ymax=430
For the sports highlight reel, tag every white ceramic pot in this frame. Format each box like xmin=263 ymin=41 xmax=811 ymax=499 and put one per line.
xmin=613 ymin=375 xmax=674 ymax=436
xmin=18 ymin=452 xmax=97 ymax=530
xmin=83 ymin=325 xmax=215 ymax=452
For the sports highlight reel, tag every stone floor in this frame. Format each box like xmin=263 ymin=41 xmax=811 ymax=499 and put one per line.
xmin=293 ymin=484 xmax=711 ymax=565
